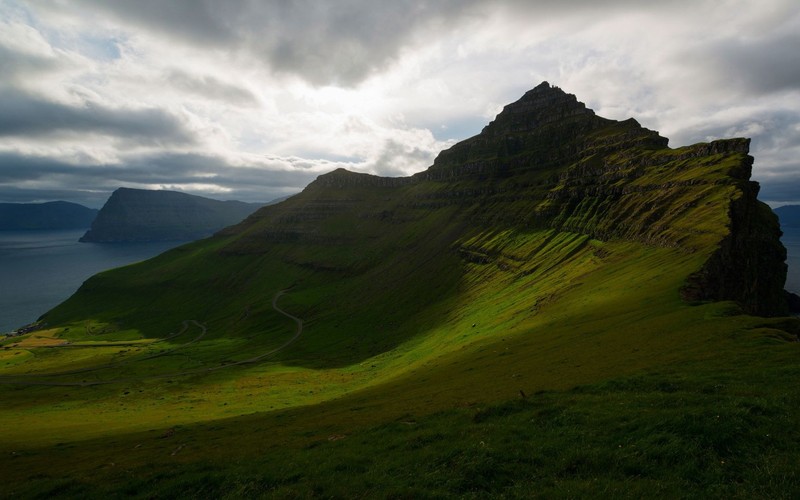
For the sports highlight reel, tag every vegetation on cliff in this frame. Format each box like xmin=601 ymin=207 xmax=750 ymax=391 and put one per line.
xmin=1 ymin=83 xmax=797 ymax=497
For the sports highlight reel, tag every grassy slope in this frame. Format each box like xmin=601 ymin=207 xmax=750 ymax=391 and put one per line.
xmin=3 ymin=237 xmax=798 ymax=497
xmin=1 ymin=113 xmax=798 ymax=495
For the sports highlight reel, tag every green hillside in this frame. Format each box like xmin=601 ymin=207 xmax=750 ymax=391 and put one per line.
xmin=1 ymin=83 xmax=798 ymax=497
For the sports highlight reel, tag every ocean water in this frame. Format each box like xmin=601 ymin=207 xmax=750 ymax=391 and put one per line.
xmin=0 ymin=229 xmax=184 ymax=333
xmin=782 ymin=226 xmax=800 ymax=295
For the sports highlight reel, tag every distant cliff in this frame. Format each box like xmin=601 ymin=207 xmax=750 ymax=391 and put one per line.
xmin=774 ymin=205 xmax=800 ymax=228
xmin=80 ymin=188 xmax=262 ymax=243
xmin=0 ymin=201 xmax=98 ymax=230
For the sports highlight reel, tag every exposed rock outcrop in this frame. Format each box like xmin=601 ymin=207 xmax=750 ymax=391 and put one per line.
xmin=681 ymin=169 xmax=788 ymax=316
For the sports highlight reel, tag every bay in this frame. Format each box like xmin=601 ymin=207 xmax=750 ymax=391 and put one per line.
xmin=0 ymin=229 xmax=184 ymax=333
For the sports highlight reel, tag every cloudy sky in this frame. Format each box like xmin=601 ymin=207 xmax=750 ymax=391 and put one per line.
xmin=1 ymin=0 xmax=799 ymax=207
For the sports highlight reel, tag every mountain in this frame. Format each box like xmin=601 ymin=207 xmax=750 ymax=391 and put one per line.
xmin=213 ymin=81 xmax=785 ymax=316
xmin=3 ymin=83 xmax=798 ymax=497
xmin=774 ymin=204 xmax=800 ymax=227
xmin=0 ymin=201 xmax=97 ymax=230
xmin=79 ymin=187 xmax=263 ymax=242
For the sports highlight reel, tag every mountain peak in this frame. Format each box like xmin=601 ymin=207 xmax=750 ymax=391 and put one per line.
xmin=517 ymin=80 xmax=569 ymax=102
xmin=485 ymin=81 xmax=594 ymax=135
xmin=309 ymin=167 xmax=411 ymax=190
xmin=423 ymin=81 xmax=665 ymax=178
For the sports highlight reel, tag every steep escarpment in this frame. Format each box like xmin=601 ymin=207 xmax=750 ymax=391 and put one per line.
xmin=682 ymin=176 xmax=787 ymax=316
xmin=80 ymin=188 xmax=262 ymax=243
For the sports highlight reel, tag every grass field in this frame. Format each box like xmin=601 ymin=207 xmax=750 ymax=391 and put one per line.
xmin=2 ymin=225 xmax=799 ymax=497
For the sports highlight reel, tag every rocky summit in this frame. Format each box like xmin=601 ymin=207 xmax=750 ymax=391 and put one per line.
xmin=222 ymin=82 xmax=785 ymax=316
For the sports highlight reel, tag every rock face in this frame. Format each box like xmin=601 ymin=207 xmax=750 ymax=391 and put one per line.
xmin=417 ymin=81 xmax=668 ymax=182
xmin=80 ymin=188 xmax=262 ymax=243
xmin=224 ymin=82 xmax=787 ymax=316
xmin=0 ymin=201 xmax=98 ymax=230
xmin=682 ymin=180 xmax=787 ymax=316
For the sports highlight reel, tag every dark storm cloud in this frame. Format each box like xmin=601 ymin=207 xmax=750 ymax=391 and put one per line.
xmin=689 ymin=32 xmax=800 ymax=95
xmin=0 ymin=44 xmax=61 ymax=82
xmin=66 ymin=0 xmax=484 ymax=86
xmin=0 ymin=186 xmax=107 ymax=207
xmin=47 ymin=0 xmax=701 ymax=88
xmin=0 ymin=152 xmax=87 ymax=182
xmin=0 ymin=151 xmax=317 ymax=206
xmin=166 ymin=71 xmax=257 ymax=106
xmin=0 ymin=150 xmax=315 ymax=188
xmin=0 ymin=89 xmax=194 ymax=145
xmin=120 ymin=153 xmax=319 ymax=190
xmin=759 ymin=174 xmax=800 ymax=204
xmin=667 ymin=107 xmax=800 ymax=204
xmin=673 ymin=109 xmax=800 ymax=150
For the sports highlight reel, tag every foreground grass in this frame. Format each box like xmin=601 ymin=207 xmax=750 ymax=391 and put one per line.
xmin=2 ymin=277 xmax=799 ymax=497
xmin=6 ymin=347 xmax=799 ymax=498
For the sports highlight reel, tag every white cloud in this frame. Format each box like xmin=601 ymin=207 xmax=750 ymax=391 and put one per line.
xmin=0 ymin=0 xmax=799 ymax=205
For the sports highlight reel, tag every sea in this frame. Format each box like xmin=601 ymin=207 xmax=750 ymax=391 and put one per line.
xmin=782 ymin=226 xmax=800 ymax=295
xmin=0 ymin=229 xmax=185 ymax=333
xmin=1 ymin=227 xmax=799 ymax=334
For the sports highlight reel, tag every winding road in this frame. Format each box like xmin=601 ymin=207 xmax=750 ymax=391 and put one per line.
xmin=0 ymin=289 xmax=303 ymax=386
